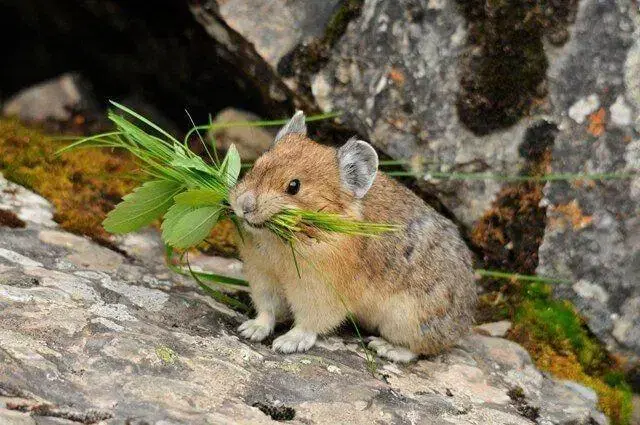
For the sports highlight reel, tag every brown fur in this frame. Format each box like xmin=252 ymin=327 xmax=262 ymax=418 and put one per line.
xmin=230 ymin=135 xmax=477 ymax=356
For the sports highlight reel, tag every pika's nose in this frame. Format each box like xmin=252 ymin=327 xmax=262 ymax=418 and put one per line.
xmin=237 ymin=192 xmax=257 ymax=216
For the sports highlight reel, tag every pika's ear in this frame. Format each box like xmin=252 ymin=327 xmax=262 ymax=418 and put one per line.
xmin=337 ymin=138 xmax=378 ymax=199
xmin=274 ymin=110 xmax=307 ymax=145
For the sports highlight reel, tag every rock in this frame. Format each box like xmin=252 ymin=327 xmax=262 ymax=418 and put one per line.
xmin=1 ymin=0 xmax=294 ymax=127
xmin=537 ymin=0 xmax=640 ymax=358
xmin=476 ymin=320 xmax=512 ymax=338
xmin=1 ymin=73 xmax=95 ymax=123
xmin=208 ymin=108 xmax=276 ymax=161
xmin=207 ymin=1 xmax=342 ymax=71
xmin=0 ymin=174 xmax=56 ymax=228
xmin=0 ymin=180 xmax=608 ymax=424
xmin=193 ymin=0 xmax=565 ymax=227
xmin=311 ymin=0 xmax=535 ymax=226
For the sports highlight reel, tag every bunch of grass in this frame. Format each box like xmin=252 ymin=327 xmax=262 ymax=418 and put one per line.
xmin=61 ymin=102 xmax=398 ymax=251
xmin=266 ymin=208 xmax=399 ymax=242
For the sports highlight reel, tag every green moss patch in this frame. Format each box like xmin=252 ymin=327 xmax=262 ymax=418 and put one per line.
xmin=0 ymin=118 xmax=138 ymax=246
xmin=155 ymin=346 xmax=177 ymax=365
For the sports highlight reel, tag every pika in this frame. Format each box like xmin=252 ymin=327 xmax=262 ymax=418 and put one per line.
xmin=230 ymin=112 xmax=477 ymax=362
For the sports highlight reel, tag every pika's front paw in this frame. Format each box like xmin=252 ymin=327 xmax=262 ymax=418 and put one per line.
xmin=238 ymin=318 xmax=274 ymax=342
xmin=272 ymin=327 xmax=317 ymax=354
xmin=367 ymin=337 xmax=417 ymax=363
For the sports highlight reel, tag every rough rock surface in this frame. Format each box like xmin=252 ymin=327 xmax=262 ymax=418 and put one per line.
xmin=210 ymin=1 xmax=342 ymax=70
xmin=2 ymin=73 xmax=96 ymax=123
xmin=209 ymin=108 xmax=276 ymax=161
xmin=310 ymin=0 xmax=538 ymax=226
xmin=0 ymin=175 xmax=608 ymax=424
xmin=193 ymin=0 xmax=551 ymax=227
xmin=537 ymin=0 xmax=640 ymax=358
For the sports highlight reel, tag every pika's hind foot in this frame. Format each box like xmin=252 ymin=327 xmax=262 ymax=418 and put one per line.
xmin=238 ymin=315 xmax=274 ymax=342
xmin=272 ymin=327 xmax=317 ymax=353
xmin=367 ymin=337 xmax=417 ymax=363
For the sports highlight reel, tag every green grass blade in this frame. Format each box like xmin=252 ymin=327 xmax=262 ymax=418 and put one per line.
xmin=110 ymin=100 xmax=180 ymax=144
xmin=185 ymin=253 xmax=250 ymax=312
xmin=384 ymin=170 xmax=637 ymax=181
xmin=475 ymin=269 xmax=572 ymax=285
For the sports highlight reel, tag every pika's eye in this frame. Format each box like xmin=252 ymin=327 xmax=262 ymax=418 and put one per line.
xmin=287 ymin=179 xmax=300 ymax=195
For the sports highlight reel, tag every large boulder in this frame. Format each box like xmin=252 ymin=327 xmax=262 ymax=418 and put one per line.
xmin=537 ymin=0 xmax=640 ymax=358
xmin=191 ymin=0 xmax=541 ymax=227
xmin=0 ymin=175 xmax=608 ymax=424
xmin=193 ymin=0 xmax=640 ymax=362
xmin=309 ymin=0 xmax=542 ymax=226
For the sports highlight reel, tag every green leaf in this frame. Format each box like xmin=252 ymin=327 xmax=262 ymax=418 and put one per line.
xmin=174 ymin=189 xmax=224 ymax=207
xmin=222 ymin=144 xmax=241 ymax=187
xmin=161 ymin=203 xmax=194 ymax=240
xmin=103 ymin=180 xmax=182 ymax=234
xmin=170 ymin=156 xmax=217 ymax=175
xmin=163 ymin=206 xmax=222 ymax=248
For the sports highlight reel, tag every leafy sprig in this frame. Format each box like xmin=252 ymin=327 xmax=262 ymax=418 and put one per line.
xmin=61 ymin=102 xmax=397 ymax=251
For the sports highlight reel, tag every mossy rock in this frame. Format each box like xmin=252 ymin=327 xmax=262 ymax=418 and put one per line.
xmin=0 ymin=119 xmax=138 ymax=245
xmin=0 ymin=119 xmax=239 ymax=255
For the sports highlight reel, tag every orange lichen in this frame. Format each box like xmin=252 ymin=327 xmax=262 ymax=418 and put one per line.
xmin=388 ymin=67 xmax=406 ymax=86
xmin=587 ymin=108 xmax=606 ymax=137
xmin=550 ymin=199 xmax=593 ymax=230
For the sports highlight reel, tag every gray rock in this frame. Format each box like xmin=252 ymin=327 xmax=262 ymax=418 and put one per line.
xmin=0 ymin=174 xmax=56 ymax=228
xmin=195 ymin=0 xmax=554 ymax=227
xmin=208 ymin=0 xmax=342 ymax=70
xmin=475 ymin=320 xmax=512 ymax=338
xmin=209 ymin=108 xmax=276 ymax=161
xmin=1 ymin=73 xmax=95 ymax=123
xmin=311 ymin=0 xmax=535 ymax=226
xmin=537 ymin=0 xmax=640 ymax=358
xmin=0 ymin=180 xmax=606 ymax=424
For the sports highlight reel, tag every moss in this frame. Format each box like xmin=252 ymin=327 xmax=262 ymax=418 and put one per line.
xmin=277 ymin=0 xmax=364 ymax=93
xmin=155 ymin=346 xmax=177 ymax=364
xmin=323 ymin=0 xmax=364 ymax=47
xmin=0 ymin=118 xmax=138 ymax=245
xmin=514 ymin=296 xmax=608 ymax=373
